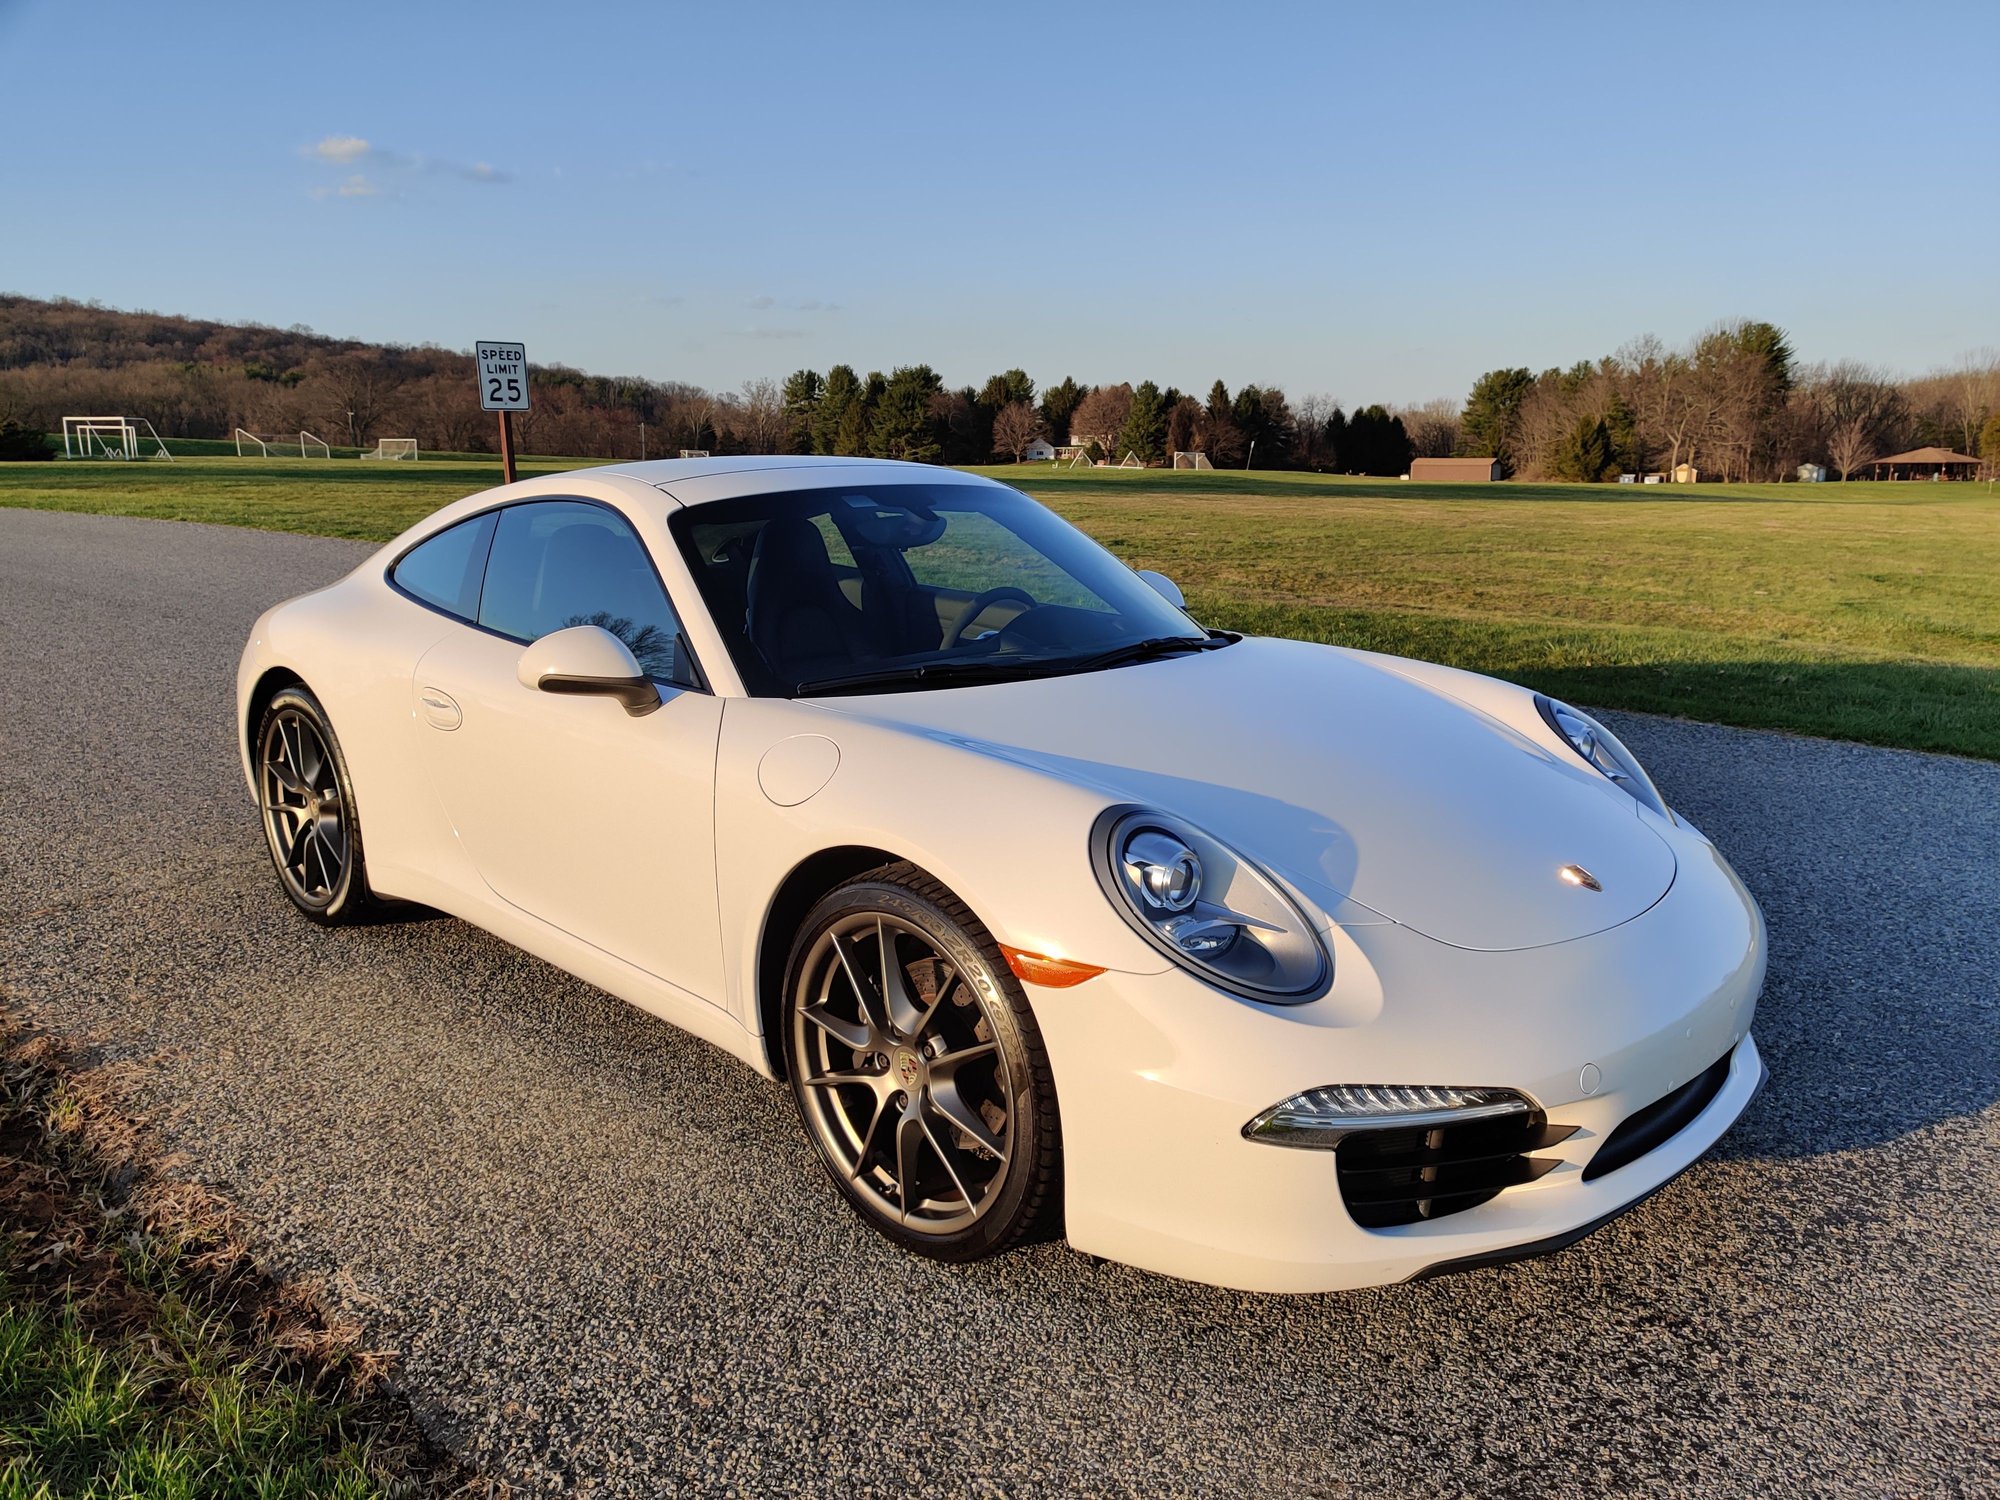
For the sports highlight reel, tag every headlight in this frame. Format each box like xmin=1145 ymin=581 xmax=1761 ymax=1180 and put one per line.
xmin=1092 ymin=808 xmax=1330 ymax=1003
xmin=1534 ymin=695 xmax=1671 ymax=820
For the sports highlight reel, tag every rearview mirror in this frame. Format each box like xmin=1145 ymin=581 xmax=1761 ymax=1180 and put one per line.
xmin=1137 ymin=569 xmax=1185 ymax=610
xmin=515 ymin=625 xmax=661 ymax=716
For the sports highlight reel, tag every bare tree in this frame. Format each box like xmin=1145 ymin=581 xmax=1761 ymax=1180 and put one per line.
xmin=1827 ymin=417 xmax=1876 ymax=480
xmin=1397 ymin=397 xmax=1462 ymax=459
xmin=736 ymin=377 xmax=785 ymax=453
xmin=314 ymin=353 xmax=398 ymax=445
xmin=990 ymin=400 xmax=1043 ymax=461
xmin=1068 ymin=383 xmax=1132 ymax=453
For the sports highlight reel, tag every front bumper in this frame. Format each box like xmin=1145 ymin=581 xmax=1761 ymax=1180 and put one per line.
xmin=1024 ymin=836 xmax=1769 ymax=1294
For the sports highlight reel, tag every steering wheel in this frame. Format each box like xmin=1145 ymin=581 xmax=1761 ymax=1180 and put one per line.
xmin=944 ymin=587 xmax=1037 ymax=648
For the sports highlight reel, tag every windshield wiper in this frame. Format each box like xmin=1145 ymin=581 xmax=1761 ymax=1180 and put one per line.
xmin=792 ymin=633 xmax=1234 ymax=697
xmin=792 ymin=657 xmax=1061 ymax=696
xmin=1060 ymin=632 xmax=1234 ymax=674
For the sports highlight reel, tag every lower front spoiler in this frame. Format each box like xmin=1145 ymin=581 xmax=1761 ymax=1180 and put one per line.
xmin=1408 ymin=1056 xmax=1770 ymax=1284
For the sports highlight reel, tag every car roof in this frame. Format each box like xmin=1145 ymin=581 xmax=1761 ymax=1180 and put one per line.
xmin=589 ymin=455 xmax=1002 ymax=509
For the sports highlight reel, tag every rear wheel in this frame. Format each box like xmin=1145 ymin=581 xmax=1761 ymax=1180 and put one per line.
xmin=783 ymin=863 xmax=1061 ymax=1261
xmin=255 ymin=685 xmax=384 ymax=925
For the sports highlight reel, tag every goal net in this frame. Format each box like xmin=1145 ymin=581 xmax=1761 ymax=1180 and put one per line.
xmin=1118 ymin=451 xmax=1144 ymax=468
xmin=62 ymin=416 xmax=173 ymax=461
xmin=1171 ymin=450 xmax=1213 ymax=470
xmin=238 ymin=429 xmax=337 ymax=458
xmin=359 ymin=438 xmax=418 ymax=461
xmin=678 ymin=449 xmax=710 ymax=459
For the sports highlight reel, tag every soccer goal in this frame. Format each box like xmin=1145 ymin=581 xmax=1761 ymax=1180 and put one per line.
xmin=678 ymin=448 xmax=710 ymax=459
xmin=62 ymin=415 xmax=173 ymax=461
xmin=359 ymin=438 xmax=419 ymax=461
xmin=300 ymin=431 xmax=331 ymax=459
xmin=1118 ymin=451 xmax=1144 ymax=469
xmin=1171 ymin=450 xmax=1213 ymax=470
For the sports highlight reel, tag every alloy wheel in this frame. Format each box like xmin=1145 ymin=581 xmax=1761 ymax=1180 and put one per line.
xmin=260 ymin=708 xmax=347 ymax=908
xmin=792 ymin=912 xmax=1016 ymax=1234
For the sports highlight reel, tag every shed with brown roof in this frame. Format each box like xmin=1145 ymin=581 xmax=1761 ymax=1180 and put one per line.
xmin=1409 ymin=456 xmax=1500 ymax=482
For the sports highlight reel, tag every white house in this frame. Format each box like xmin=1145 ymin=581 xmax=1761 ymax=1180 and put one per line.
xmin=1023 ymin=437 xmax=1057 ymax=462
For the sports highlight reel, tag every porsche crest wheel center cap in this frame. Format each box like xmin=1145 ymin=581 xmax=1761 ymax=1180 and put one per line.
xmin=892 ymin=1048 xmax=924 ymax=1090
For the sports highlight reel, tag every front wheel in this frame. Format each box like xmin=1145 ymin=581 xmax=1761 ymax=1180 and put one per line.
xmin=782 ymin=864 xmax=1061 ymax=1262
xmin=255 ymin=685 xmax=385 ymax=925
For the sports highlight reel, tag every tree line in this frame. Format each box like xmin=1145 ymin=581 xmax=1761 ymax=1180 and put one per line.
xmin=2 ymin=296 xmax=1993 ymax=477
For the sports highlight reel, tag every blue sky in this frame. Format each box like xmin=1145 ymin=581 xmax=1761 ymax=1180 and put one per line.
xmin=3 ymin=0 xmax=1994 ymax=404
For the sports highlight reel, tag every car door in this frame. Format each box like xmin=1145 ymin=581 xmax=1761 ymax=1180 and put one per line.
xmin=411 ymin=497 xmax=726 ymax=1007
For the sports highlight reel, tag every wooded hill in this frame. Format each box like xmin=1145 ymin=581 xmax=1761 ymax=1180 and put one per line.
xmin=2 ymin=294 xmax=1993 ymax=478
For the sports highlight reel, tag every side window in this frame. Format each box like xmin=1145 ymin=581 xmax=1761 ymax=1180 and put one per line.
xmin=390 ymin=513 xmax=495 ymax=621
xmin=478 ymin=500 xmax=690 ymax=684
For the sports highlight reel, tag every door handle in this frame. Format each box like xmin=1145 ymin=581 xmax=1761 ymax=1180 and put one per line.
xmin=418 ymin=687 xmax=463 ymax=731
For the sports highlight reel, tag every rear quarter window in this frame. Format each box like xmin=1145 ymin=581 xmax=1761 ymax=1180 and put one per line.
xmin=390 ymin=513 xmax=496 ymax=621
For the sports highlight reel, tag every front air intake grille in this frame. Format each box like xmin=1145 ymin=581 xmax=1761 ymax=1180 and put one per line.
xmin=1582 ymin=1053 xmax=1732 ymax=1182
xmin=1337 ymin=1112 xmax=1578 ymax=1228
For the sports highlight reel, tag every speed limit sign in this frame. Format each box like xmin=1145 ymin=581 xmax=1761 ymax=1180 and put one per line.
xmin=476 ymin=340 xmax=529 ymax=411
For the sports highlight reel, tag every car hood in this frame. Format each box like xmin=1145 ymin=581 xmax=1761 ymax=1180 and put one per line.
xmin=812 ymin=636 xmax=1675 ymax=952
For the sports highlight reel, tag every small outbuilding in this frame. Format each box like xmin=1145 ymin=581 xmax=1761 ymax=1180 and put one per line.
xmin=1797 ymin=463 xmax=1827 ymax=482
xmin=1672 ymin=463 xmax=1700 ymax=483
xmin=1409 ymin=456 xmax=1499 ymax=482
xmin=1022 ymin=437 xmax=1056 ymax=462
xmin=1867 ymin=446 xmax=1982 ymax=480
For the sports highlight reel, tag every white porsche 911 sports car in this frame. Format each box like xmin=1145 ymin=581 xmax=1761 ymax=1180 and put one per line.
xmin=236 ymin=455 xmax=1766 ymax=1293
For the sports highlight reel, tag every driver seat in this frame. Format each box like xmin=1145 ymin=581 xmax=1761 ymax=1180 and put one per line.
xmin=746 ymin=517 xmax=876 ymax=683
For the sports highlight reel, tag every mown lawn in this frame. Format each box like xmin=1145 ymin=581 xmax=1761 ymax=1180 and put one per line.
xmin=3 ymin=457 xmax=1996 ymax=758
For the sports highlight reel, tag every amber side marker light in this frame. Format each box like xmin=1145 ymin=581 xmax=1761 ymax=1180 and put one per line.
xmin=999 ymin=945 xmax=1106 ymax=988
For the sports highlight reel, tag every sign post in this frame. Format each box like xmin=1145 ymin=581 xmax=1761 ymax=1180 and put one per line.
xmin=476 ymin=340 xmax=530 ymax=484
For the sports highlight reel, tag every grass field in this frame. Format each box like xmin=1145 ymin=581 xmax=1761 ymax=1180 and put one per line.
xmin=3 ymin=456 xmax=1995 ymax=758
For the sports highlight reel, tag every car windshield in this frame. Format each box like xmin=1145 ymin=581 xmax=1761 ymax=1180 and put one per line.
xmin=671 ymin=482 xmax=1221 ymax=697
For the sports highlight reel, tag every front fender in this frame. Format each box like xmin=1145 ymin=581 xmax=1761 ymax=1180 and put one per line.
xmin=714 ymin=698 xmax=1174 ymax=1043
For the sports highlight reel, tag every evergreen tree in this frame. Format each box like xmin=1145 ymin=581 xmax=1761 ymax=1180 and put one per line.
xmin=1323 ymin=406 xmax=1348 ymax=470
xmin=781 ymin=368 xmax=823 ymax=455
xmin=1603 ymin=391 xmax=1641 ymax=474
xmin=1551 ymin=414 xmax=1615 ymax=482
xmin=1038 ymin=376 xmax=1086 ymax=443
xmin=1118 ymin=380 xmax=1169 ymax=463
xmin=816 ymin=365 xmax=860 ymax=455
xmin=1206 ymin=380 xmax=1232 ymax=423
xmin=1344 ymin=405 xmax=1414 ymax=475
xmin=869 ymin=365 xmax=944 ymax=462
xmin=1460 ymin=367 xmax=1534 ymax=474
xmin=836 ymin=369 xmax=883 ymax=456
xmin=977 ymin=368 xmax=1036 ymax=411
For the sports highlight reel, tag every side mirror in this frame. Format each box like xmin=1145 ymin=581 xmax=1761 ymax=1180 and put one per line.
xmin=1136 ymin=569 xmax=1185 ymax=610
xmin=516 ymin=625 xmax=661 ymax=716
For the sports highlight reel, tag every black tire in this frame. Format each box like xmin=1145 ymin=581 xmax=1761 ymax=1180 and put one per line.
xmin=254 ymin=684 xmax=386 ymax=926
xmin=782 ymin=862 xmax=1061 ymax=1262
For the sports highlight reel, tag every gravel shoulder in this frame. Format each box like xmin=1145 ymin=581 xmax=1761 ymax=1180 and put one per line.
xmin=2 ymin=508 xmax=1995 ymax=1497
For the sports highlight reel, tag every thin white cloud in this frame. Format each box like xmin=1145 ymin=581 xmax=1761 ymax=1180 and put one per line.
xmin=301 ymin=135 xmax=512 ymax=196
xmin=310 ymin=134 xmax=371 ymax=163
xmin=745 ymin=295 xmax=840 ymax=313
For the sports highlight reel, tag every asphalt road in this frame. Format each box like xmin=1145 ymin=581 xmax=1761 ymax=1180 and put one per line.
xmin=2 ymin=507 xmax=1995 ymax=1498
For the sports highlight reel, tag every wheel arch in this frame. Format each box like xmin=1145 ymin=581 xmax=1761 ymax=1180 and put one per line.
xmin=244 ymin=665 xmax=307 ymax=772
xmin=755 ymin=844 xmax=935 ymax=1079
